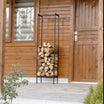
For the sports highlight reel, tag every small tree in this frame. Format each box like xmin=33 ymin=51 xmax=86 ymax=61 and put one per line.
xmin=0 ymin=64 xmax=28 ymax=104
xmin=84 ymin=82 xmax=103 ymax=104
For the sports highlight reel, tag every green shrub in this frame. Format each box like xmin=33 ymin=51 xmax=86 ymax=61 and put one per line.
xmin=0 ymin=64 xmax=28 ymax=104
xmin=84 ymin=82 xmax=103 ymax=104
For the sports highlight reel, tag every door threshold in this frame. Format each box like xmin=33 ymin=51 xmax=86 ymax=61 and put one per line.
xmin=71 ymin=81 xmax=97 ymax=85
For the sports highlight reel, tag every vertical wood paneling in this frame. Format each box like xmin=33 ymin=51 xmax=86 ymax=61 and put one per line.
xmin=74 ymin=0 xmax=99 ymax=82
xmin=4 ymin=0 xmax=74 ymax=80
xmin=98 ymin=0 xmax=103 ymax=81
xmin=39 ymin=0 xmax=74 ymax=79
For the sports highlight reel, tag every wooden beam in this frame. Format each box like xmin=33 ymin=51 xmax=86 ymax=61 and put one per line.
xmin=98 ymin=0 xmax=103 ymax=81
xmin=0 ymin=0 xmax=6 ymax=95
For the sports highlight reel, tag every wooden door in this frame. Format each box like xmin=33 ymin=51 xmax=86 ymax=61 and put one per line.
xmin=74 ymin=0 xmax=99 ymax=82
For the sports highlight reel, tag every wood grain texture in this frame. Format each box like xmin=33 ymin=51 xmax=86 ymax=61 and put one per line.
xmin=74 ymin=0 xmax=99 ymax=82
xmin=39 ymin=0 xmax=74 ymax=80
xmin=4 ymin=0 xmax=75 ymax=80
xmin=4 ymin=0 xmax=38 ymax=77
xmin=4 ymin=0 xmax=101 ymax=82
xmin=0 ymin=0 xmax=6 ymax=94
xmin=98 ymin=0 xmax=103 ymax=81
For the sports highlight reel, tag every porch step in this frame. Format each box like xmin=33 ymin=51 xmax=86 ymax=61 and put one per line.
xmin=70 ymin=81 xmax=97 ymax=85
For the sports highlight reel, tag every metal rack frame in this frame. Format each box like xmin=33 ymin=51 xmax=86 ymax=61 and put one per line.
xmin=36 ymin=13 xmax=60 ymax=84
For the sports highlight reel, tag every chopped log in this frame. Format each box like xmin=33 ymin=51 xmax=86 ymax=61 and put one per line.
xmin=41 ymin=72 xmax=45 ymax=76
xmin=44 ymin=66 xmax=49 ymax=70
xmin=39 ymin=52 xmax=43 ymax=56
xmin=55 ymin=71 xmax=58 ymax=76
xmin=49 ymin=65 xmax=53 ymax=70
xmin=39 ymin=66 xmax=44 ymax=71
xmin=37 ymin=72 xmax=41 ymax=76
xmin=40 ymin=54 xmax=45 ymax=58
xmin=44 ymin=69 xmax=48 ymax=73
xmin=45 ymin=53 xmax=50 ymax=57
xmin=46 ymin=72 xmax=50 ymax=77
xmin=47 ymin=58 xmax=51 ymax=62
xmin=44 ymin=57 xmax=48 ymax=62
xmin=54 ymin=64 xmax=58 ymax=68
xmin=42 ymin=63 xmax=45 ymax=67
xmin=48 ymin=70 xmax=52 ymax=74
xmin=43 ymin=42 xmax=47 ymax=47
xmin=41 ymin=47 xmax=44 ymax=52
xmin=47 ymin=62 xmax=50 ymax=66
xmin=50 ymin=72 xmax=53 ymax=76
xmin=47 ymin=42 xmax=52 ymax=48
xmin=37 ymin=42 xmax=58 ymax=77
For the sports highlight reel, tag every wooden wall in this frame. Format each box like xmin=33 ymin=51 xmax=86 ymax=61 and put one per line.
xmin=4 ymin=0 xmax=75 ymax=81
xmin=5 ymin=45 xmax=36 ymax=77
xmin=4 ymin=0 xmax=102 ymax=82
xmin=39 ymin=0 xmax=74 ymax=80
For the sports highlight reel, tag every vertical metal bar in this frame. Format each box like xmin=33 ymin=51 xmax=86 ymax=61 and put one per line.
xmin=40 ymin=16 xmax=43 ymax=82
xmin=103 ymin=2 xmax=104 ymax=74
xmin=36 ymin=15 xmax=39 ymax=84
xmin=40 ymin=76 xmax=42 ymax=83
xmin=41 ymin=17 xmax=43 ymax=46
xmin=57 ymin=15 xmax=60 ymax=84
xmin=53 ymin=14 xmax=56 ymax=84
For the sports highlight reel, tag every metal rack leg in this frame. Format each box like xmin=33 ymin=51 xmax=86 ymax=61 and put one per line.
xmin=36 ymin=77 xmax=38 ymax=84
xmin=53 ymin=77 xmax=55 ymax=84
xmin=40 ymin=77 xmax=42 ymax=83
xmin=57 ymin=77 xmax=58 ymax=84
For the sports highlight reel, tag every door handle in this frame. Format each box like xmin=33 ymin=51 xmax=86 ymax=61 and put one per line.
xmin=74 ymin=31 xmax=77 ymax=41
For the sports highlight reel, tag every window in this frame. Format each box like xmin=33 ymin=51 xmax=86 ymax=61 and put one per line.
xmin=5 ymin=2 xmax=10 ymax=40
xmin=14 ymin=0 xmax=34 ymax=41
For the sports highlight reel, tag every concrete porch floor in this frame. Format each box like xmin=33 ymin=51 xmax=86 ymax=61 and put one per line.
xmin=11 ymin=82 xmax=96 ymax=104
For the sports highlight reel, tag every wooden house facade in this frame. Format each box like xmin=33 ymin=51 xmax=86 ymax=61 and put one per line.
xmin=0 ymin=0 xmax=103 ymax=92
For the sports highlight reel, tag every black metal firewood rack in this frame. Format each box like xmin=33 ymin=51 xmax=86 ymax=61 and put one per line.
xmin=36 ymin=13 xmax=60 ymax=84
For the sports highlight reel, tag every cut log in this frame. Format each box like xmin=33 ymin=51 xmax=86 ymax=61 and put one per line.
xmin=44 ymin=66 xmax=49 ymax=70
xmin=47 ymin=58 xmax=51 ymax=62
xmin=50 ymin=72 xmax=53 ymax=76
xmin=42 ymin=63 xmax=45 ymax=67
xmin=44 ymin=69 xmax=48 ymax=73
xmin=48 ymin=70 xmax=52 ymax=74
xmin=45 ymin=53 xmax=50 ymax=57
xmin=43 ymin=42 xmax=47 ymax=47
xmin=39 ymin=52 xmax=43 ymax=56
xmin=49 ymin=65 xmax=53 ymax=70
xmin=55 ymin=71 xmax=58 ymax=76
xmin=37 ymin=72 xmax=41 ymax=76
xmin=39 ymin=66 xmax=44 ymax=71
xmin=47 ymin=62 xmax=50 ymax=66
xmin=46 ymin=72 xmax=50 ymax=77
xmin=54 ymin=64 xmax=58 ymax=68
xmin=47 ymin=42 xmax=52 ymax=48
xmin=41 ymin=47 xmax=44 ymax=52
xmin=37 ymin=42 xmax=58 ymax=77
xmin=41 ymin=72 xmax=45 ymax=76
xmin=44 ymin=57 xmax=48 ymax=62
xmin=40 ymin=54 xmax=45 ymax=58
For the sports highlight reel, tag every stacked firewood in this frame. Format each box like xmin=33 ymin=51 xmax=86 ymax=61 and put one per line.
xmin=37 ymin=42 xmax=58 ymax=77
